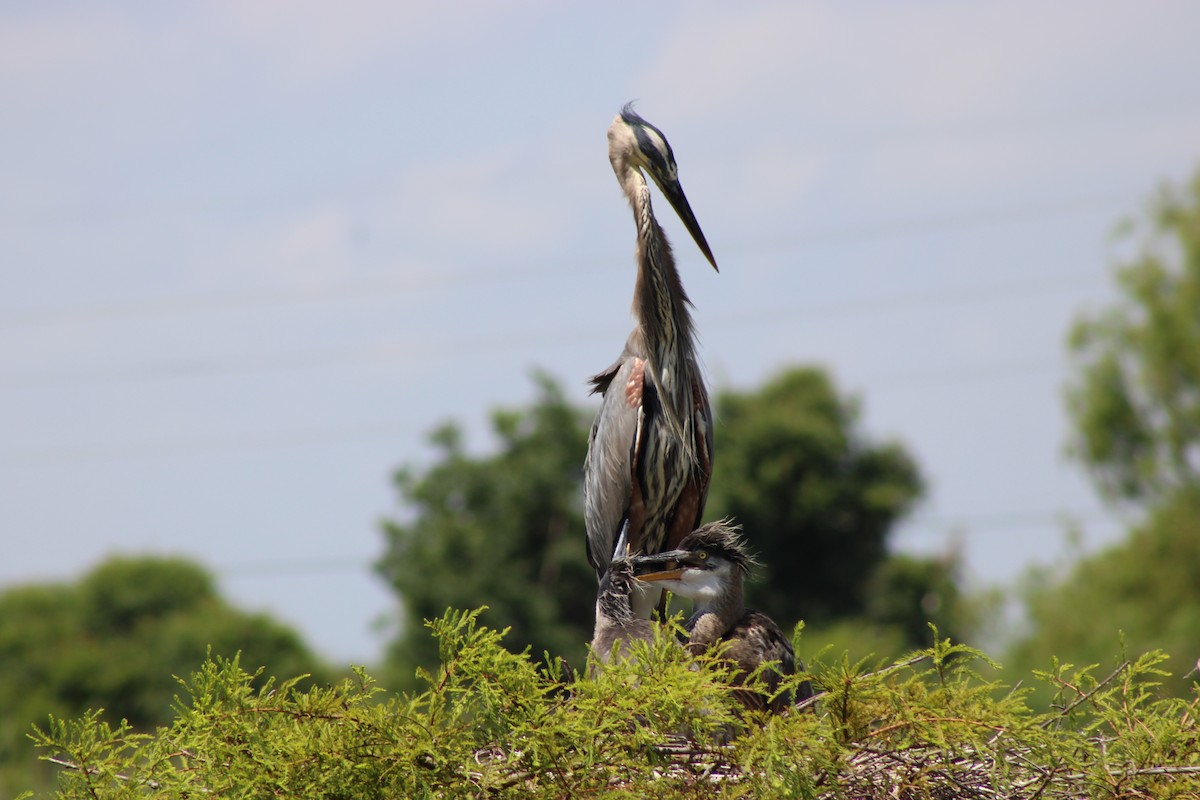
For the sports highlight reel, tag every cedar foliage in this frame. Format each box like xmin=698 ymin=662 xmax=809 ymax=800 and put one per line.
xmin=29 ymin=608 xmax=1200 ymax=799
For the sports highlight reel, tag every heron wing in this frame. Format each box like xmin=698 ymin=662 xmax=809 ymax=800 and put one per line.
xmin=584 ymin=348 xmax=641 ymax=577
xmin=725 ymin=610 xmax=810 ymax=713
xmin=661 ymin=371 xmax=714 ymax=553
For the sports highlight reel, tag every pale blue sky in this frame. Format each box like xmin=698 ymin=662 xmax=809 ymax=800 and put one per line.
xmin=3 ymin=1 xmax=1199 ymax=663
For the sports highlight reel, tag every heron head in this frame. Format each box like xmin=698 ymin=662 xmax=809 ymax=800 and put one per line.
xmin=596 ymin=556 xmax=648 ymax=624
xmin=631 ymin=521 xmax=752 ymax=604
xmin=609 ymin=103 xmax=718 ymax=271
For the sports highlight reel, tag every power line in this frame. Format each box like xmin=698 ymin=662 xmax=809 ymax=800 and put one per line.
xmin=0 ymin=420 xmax=419 ymax=465
xmin=0 ymin=508 xmax=1122 ymax=585
xmin=0 ymin=271 xmax=1099 ymax=392
xmin=0 ymin=356 xmax=1071 ymax=466
xmin=196 ymin=507 xmax=1122 ymax=579
xmin=901 ymin=506 xmax=1118 ymax=536
xmin=0 ymin=190 xmax=1134 ymax=333
xmin=217 ymin=555 xmax=376 ymax=578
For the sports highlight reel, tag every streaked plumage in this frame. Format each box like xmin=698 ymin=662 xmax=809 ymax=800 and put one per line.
xmin=632 ymin=521 xmax=814 ymax=714
xmin=584 ymin=104 xmax=718 ymax=618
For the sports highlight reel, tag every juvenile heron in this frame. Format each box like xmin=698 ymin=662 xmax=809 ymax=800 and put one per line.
xmin=584 ymin=104 xmax=718 ymax=617
xmin=590 ymin=523 xmax=656 ymax=667
xmin=632 ymin=521 xmax=814 ymax=714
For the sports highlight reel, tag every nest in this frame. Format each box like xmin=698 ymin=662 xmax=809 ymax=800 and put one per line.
xmin=462 ymin=734 xmax=1200 ymax=798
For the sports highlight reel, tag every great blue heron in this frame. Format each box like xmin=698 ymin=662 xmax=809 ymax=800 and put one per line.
xmin=584 ymin=104 xmax=718 ymax=618
xmin=632 ymin=521 xmax=814 ymax=714
xmin=590 ymin=522 xmax=656 ymax=667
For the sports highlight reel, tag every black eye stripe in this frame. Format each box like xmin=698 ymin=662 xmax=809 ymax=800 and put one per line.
xmin=632 ymin=124 xmax=676 ymax=174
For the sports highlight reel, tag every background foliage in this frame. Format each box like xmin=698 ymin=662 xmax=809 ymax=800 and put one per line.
xmin=703 ymin=367 xmax=927 ymax=626
xmin=1002 ymin=169 xmax=1200 ymax=701
xmin=0 ymin=557 xmax=327 ymax=797
xmin=1066 ymin=172 xmax=1200 ymax=504
xmin=376 ymin=374 xmax=596 ymax=682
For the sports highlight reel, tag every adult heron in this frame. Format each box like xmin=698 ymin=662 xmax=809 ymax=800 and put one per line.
xmin=584 ymin=104 xmax=718 ymax=618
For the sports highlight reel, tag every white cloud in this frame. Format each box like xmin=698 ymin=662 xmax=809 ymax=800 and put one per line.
xmin=193 ymin=206 xmax=361 ymax=289
xmin=0 ymin=2 xmax=546 ymax=91
xmin=381 ymin=151 xmax=575 ymax=259
xmin=208 ymin=0 xmax=544 ymax=82
xmin=644 ymin=0 xmax=1200 ymax=134
xmin=626 ymin=1 xmax=1200 ymax=219
xmin=0 ymin=9 xmax=135 ymax=79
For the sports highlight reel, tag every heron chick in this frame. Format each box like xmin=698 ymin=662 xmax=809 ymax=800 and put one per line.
xmin=632 ymin=521 xmax=814 ymax=713
xmin=584 ymin=104 xmax=719 ymax=619
xmin=590 ymin=522 xmax=657 ymax=667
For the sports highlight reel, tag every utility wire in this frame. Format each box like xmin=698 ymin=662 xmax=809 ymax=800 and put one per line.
xmin=0 ymin=420 xmax=417 ymax=465
xmin=0 ymin=355 xmax=1067 ymax=467
xmin=217 ymin=555 xmax=375 ymax=577
xmin=0 ymin=190 xmax=1133 ymax=332
xmin=0 ymin=271 xmax=1099 ymax=392
xmin=203 ymin=507 xmax=1121 ymax=579
xmin=901 ymin=506 xmax=1118 ymax=535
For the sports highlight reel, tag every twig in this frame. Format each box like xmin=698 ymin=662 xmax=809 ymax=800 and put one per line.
xmin=1042 ymin=659 xmax=1132 ymax=728
xmin=795 ymin=653 xmax=930 ymax=712
xmin=45 ymin=757 xmax=167 ymax=791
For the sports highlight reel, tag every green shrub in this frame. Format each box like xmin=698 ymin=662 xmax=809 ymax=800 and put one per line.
xmin=28 ymin=609 xmax=1200 ymax=799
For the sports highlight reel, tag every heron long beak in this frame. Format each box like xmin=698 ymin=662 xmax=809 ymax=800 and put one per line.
xmin=635 ymin=566 xmax=686 ymax=583
xmin=613 ymin=519 xmax=632 ymax=561
xmin=630 ymin=548 xmax=696 ymax=583
xmin=652 ymin=175 xmax=718 ymax=273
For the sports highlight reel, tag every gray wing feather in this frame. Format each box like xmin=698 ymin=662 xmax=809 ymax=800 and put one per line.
xmin=584 ymin=349 xmax=640 ymax=578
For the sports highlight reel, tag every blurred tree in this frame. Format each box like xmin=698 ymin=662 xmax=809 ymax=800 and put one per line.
xmin=379 ymin=367 xmax=955 ymax=686
xmin=864 ymin=552 xmax=965 ymax=648
xmin=1007 ymin=488 xmax=1200 ymax=700
xmin=1066 ymin=171 xmax=1200 ymax=503
xmin=1007 ymin=170 xmax=1200 ymax=700
xmin=705 ymin=367 xmax=925 ymax=627
xmin=0 ymin=556 xmax=327 ymax=796
xmin=377 ymin=375 xmax=595 ymax=682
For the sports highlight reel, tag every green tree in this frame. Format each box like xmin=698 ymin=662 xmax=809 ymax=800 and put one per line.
xmin=1066 ymin=171 xmax=1200 ymax=503
xmin=377 ymin=375 xmax=595 ymax=683
xmin=1008 ymin=488 xmax=1200 ymax=700
xmin=0 ymin=556 xmax=327 ymax=796
xmin=1008 ymin=170 xmax=1200 ymax=700
xmin=705 ymin=367 xmax=925 ymax=628
xmin=864 ymin=552 xmax=965 ymax=649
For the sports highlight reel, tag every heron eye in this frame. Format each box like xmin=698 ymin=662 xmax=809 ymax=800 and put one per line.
xmin=697 ymin=550 xmax=708 ymax=561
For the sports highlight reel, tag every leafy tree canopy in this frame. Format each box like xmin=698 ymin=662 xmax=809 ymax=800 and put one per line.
xmin=0 ymin=556 xmax=327 ymax=796
xmin=377 ymin=374 xmax=596 ymax=681
xmin=1008 ymin=487 xmax=1200 ymax=701
xmin=1011 ymin=170 xmax=1200 ymax=703
xmin=705 ymin=367 xmax=925 ymax=626
xmin=1067 ymin=171 xmax=1200 ymax=503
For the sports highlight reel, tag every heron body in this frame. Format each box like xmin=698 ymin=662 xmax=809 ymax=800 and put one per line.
xmin=633 ymin=521 xmax=814 ymax=714
xmin=584 ymin=105 xmax=718 ymax=617
xmin=590 ymin=557 xmax=656 ymax=667
xmin=590 ymin=521 xmax=657 ymax=667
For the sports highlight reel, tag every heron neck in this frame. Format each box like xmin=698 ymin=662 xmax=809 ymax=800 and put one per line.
xmin=687 ymin=580 xmax=745 ymax=649
xmin=627 ymin=177 xmax=697 ymax=397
